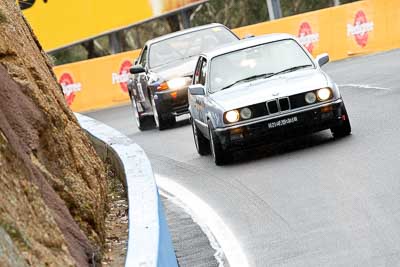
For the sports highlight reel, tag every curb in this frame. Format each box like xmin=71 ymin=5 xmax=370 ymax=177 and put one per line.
xmin=156 ymin=174 xmax=249 ymax=267
xmin=75 ymin=113 xmax=178 ymax=267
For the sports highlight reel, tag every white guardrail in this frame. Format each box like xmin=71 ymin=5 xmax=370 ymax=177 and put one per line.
xmin=75 ymin=113 xmax=178 ymax=267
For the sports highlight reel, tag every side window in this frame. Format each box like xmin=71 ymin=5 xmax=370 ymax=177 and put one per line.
xmin=199 ymin=59 xmax=208 ymax=86
xmin=139 ymin=46 xmax=148 ymax=67
xmin=193 ymin=57 xmax=203 ymax=85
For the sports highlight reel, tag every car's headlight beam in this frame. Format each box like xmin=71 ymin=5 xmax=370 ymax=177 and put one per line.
xmin=225 ymin=110 xmax=240 ymax=123
xmin=317 ymin=88 xmax=332 ymax=101
xmin=167 ymin=77 xmax=191 ymax=90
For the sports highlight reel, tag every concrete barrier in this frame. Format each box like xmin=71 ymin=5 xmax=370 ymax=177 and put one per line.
xmin=75 ymin=113 xmax=178 ymax=267
xmin=54 ymin=0 xmax=400 ymax=112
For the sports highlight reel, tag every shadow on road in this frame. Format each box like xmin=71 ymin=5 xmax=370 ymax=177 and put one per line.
xmin=136 ymin=117 xmax=191 ymax=132
xmin=230 ymin=131 xmax=352 ymax=166
xmin=156 ymin=118 xmax=191 ymax=131
xmin=171 ymin=118 xmax=191 ymax=129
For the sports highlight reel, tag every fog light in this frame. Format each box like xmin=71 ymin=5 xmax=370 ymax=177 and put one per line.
xmin=321 ymin=105 xmax=333 ymax=113
xmin=305 ymin=92 xmax=317 ymax=104
xmin=230 ymin=128 xmax=242 ymax=135
xmin=225 ymin=110 xmax=240 ymax=123
xmin=240 ymin=108 xmax=252 ymax=120
xmin=317 ymin=88 xmax=332 ymax=101
xmin=230 ymin=128 xmax=243 ymax=141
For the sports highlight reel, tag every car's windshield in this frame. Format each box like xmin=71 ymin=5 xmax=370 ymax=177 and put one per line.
xmin=209 ymin=39 xmax=314 ymax=93
xmin=149 ymin=26 xmax=238 ymax=68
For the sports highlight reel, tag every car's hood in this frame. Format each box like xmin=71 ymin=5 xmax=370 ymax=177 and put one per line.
xmin=210 ymin=69 xmax=329 ymax=111
xmin=150 ymin=58 xmax=197 ymax=82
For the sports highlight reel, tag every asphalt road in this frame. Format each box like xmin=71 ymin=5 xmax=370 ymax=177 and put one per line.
xmin=87 ymin=49 xmax=400 ymax=266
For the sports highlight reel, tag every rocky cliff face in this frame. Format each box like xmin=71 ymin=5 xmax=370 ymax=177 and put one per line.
xmin=0 ymin=1 xmax=107 ymax=266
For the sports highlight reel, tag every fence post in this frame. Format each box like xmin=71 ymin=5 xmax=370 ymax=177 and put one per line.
xmin=266 ymin=0 xmax=282 ymax=20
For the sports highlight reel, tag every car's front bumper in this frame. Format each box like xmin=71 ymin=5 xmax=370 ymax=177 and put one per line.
xmin=214 ymin=99 xmax=347 ymax=150
xmin=154 ymin=87 xmax=189 ymax=116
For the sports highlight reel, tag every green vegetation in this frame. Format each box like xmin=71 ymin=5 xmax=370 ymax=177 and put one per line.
xmin=51 ymin=45 xmax=88 ymax=65
xmin=0 ymin=9 xmax=7 ymax=24
xmin=0 ymin=220 xmax=30 ymax=249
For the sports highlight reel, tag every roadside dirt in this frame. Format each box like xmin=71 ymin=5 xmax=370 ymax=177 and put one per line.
xmin=102 ymin=163 xmax=129 ymax=266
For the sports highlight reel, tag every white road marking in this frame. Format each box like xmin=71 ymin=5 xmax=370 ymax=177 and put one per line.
xmin=160 ymin=189 xmax=226 ymax=267
xmin=156 ymin=174 xmax=250 ymax=267
xmin=339 ymin=83 xmax=391 ymax=90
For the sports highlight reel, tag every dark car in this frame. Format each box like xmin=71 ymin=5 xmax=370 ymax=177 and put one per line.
xmin=128 ymin=23 xmax=239 ymax=130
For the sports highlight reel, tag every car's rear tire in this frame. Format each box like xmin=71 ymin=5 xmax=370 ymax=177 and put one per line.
xmin=151 ymin=95 xmax=175 ymax=130
xmin=331 ymin=106 xmax=352 ymax=138
xmin=208 ymin=121 xmax=231 ymax=165
xmin=191 ymin=118 xmax=210 ymax=155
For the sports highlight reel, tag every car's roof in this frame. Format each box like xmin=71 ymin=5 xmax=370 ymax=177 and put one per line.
xmin=145 ymin=23 xmax=235 ymax=46
xmin=201 ymin=33 xmax=297 ymax=59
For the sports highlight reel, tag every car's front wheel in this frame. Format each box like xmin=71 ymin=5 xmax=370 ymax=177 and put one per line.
xmin=331 ymin=106 xmax=352 ymax=138
xmin=208 ymin=121 xmax=231 ymax=165
xmin=151 ymin=95 xmax=175 ymax=130
xmin=131 ymin=96 xmax=151 ymax=131
xmin=191 ymin=118 xmax=210 ymax=155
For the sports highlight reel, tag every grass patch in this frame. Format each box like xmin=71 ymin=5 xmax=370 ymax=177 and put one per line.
xmin=0 ymin=220 xmax=30 ymax=249
xmin=0 ymin=9 xmax=7 ymax=24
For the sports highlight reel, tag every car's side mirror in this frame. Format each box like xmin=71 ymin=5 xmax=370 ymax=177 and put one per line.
xmin=130 ymin=65 xmax=146 ymax=74
xmin=133 ymin=58 xmax=138 ymax=65
xmin=316 ymin=53 xmax=329 ymax=67
xmin=189 ymin=84 xmax=205 ymax=96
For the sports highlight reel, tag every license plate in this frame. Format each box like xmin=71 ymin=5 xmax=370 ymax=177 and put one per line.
xmin=268 ymin=116 xmax=298 ymax=129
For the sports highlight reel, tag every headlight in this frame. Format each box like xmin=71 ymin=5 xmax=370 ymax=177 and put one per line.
xmin=166 ymin=77 xmax=191 ymax=90
xmin=305 ymin=92 xmax=317 ymax=104
xmin=225 ymin=110 xmax=240 ymax=123
xmin=240 ymin=108 xmax=252 ymax=120
xmin=317 ymin=88 xmax=332 ymax=101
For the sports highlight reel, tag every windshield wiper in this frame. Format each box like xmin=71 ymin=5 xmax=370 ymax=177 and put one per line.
xmin=182 ymin=55 xmax=199 ymax=60
xmin=152 ymin=55 xmax=198 ymax=69
xmin=220 ymin=73 xmax=274 ymax=90
xmin=219 ymin=64 xmax=313 ymax=91
xmin=268 ymin=64 xmax=313 ymax=78
xmin=153 ymin=58 xmax=185 ymax=68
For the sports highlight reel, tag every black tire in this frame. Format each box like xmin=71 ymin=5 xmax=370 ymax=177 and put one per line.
xmin=151 ymin=95 xmax=175 ymax=130
xmin=191 ymin=118 xmax=210 ymax=155
xmin=208 ymin=121 xmax=231 ymax=165
xmin=131 ymin=97 xmax=151 ymax=131
xmin=331 ymin=106 xmax=352 ymax=138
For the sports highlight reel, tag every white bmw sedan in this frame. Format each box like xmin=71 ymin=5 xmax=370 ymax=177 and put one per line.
xmin=188 ymin=34 xmax=351 ymax=165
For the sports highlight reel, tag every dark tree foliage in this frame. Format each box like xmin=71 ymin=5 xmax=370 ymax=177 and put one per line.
xmin=190 ymin=0 xmax=269 ymax=29
xmin=281 ymin=0 xmax=357 ymax=17
xmin=51 ymin=0 xmax=360 ymax=65
xmin=190 ymin=0 xmax=359 ymax=28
